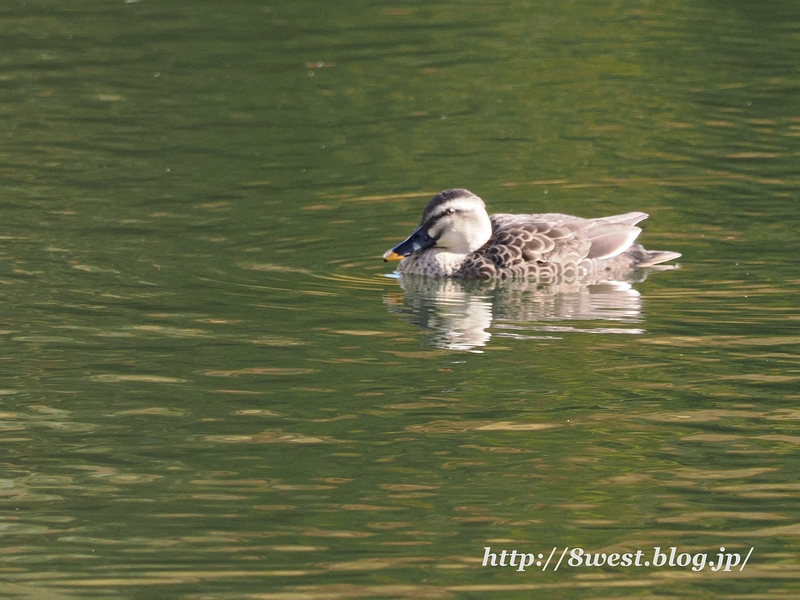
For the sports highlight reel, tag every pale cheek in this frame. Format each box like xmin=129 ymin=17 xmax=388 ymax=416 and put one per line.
xmin=428 ymin=227 xmax=445 ymax=244
xmin=438 ymin=229 xmax=465 ymax=249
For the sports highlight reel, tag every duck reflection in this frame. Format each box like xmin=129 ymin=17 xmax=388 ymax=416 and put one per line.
xmin=384 ymin=271 xmax=663 ymax=351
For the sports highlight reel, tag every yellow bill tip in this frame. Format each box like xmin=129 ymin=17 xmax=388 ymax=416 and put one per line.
xmin=382 ymin=250 xmax=403 ymax=262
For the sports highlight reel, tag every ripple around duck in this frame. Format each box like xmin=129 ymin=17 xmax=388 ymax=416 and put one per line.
xmin=90 ymin=374 xmax=187 ymax=383
xmin=1 ymin=0 xmax=799 ymax=596
xmin=202 ymin=367 xmax=318 ymax=376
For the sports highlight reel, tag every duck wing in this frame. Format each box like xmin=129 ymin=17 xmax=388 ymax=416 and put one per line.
xmin=484 ymin=214 xmax=586 ymax=264
xmin=530 ymin=212 xmax=648 ymax=260
xmin=457 ymin=212 xmax=648 ymax=279
xmin=489 ymin=212 xmax=645 ymax=261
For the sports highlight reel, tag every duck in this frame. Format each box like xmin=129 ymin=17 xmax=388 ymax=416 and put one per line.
xmin=383 ymin=188 xmax=680 ymax=280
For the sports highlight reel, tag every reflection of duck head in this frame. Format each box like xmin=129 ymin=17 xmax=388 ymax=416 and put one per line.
xmin=387 ymin=277 xmax=494 ymax=351
xmin=384 ymin=189 xmax=681 ymax=280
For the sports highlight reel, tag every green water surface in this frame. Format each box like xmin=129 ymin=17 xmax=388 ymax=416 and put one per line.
xmin=1 ymin=1 xmax=799 ymax=598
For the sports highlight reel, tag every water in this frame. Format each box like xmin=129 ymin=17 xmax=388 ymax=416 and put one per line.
xmin=1 ymin=0 xmax=799 ymax=598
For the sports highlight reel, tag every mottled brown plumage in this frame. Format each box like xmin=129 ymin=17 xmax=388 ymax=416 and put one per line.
xmin=383 ymin=189 xmax=680 ymax=281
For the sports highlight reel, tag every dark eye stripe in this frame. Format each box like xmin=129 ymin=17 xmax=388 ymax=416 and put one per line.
xmin=424 ymin=208 xmax=457 ymax=229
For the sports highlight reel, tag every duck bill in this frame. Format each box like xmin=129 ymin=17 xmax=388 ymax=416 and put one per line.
xmin=383 ymin=225 xmax=436 ymax=262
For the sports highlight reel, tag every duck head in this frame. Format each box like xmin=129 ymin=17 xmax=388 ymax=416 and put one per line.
xmin=383 ymin=189 xmax=493 ymax=261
